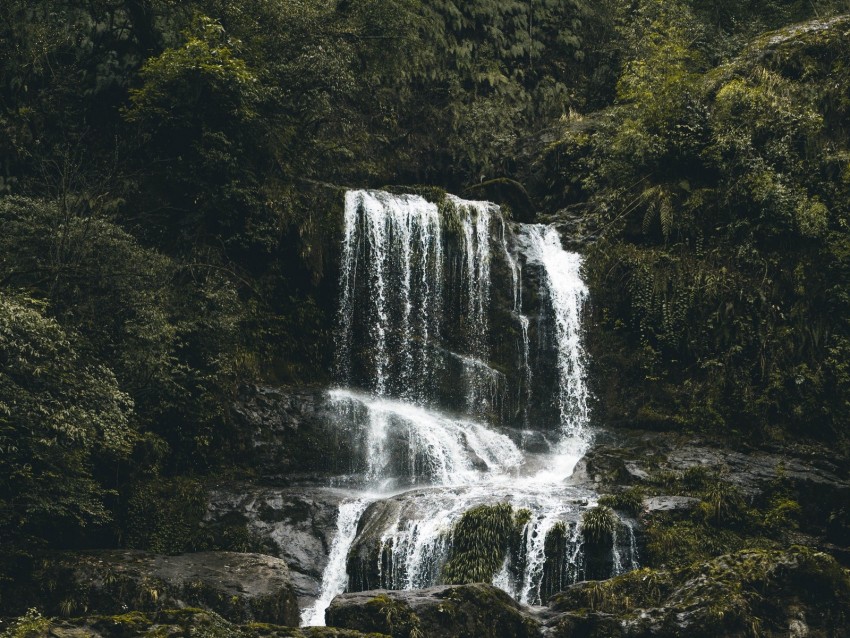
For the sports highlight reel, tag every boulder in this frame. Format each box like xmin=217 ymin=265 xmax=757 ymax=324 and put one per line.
xmin=206 ymin=485 xmax=349 ymax=609
xmin=41 ymin=550 xmax=299 ymax=626
xmin=326 ymin=584 xmax=540 ymax=638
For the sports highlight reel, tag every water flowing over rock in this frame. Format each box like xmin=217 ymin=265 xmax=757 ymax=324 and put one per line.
xmin=286 ymin=189 xmax=638 ymax=625
xmin=519 ymin=225 xmax=589 ymax=437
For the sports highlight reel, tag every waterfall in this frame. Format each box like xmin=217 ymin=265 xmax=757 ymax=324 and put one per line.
xmin=301 ymin=190 xmax=633 ymax=626
xmin=518 ymin=511 xmax=565 ymax=605
xmin=336 ymin=190 xmax=443 ymax=400
xmin=501 ymin=217 xmax=533 ymax=425
xmin=327 ymin=388 xmax=522 ymax=487
xmin=520 ymin=225 xmax=590 ymax=436
xmin=301 ymin=498 xmax=371 ymax=627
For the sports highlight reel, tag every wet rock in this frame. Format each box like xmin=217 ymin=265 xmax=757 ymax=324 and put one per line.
xmin=230 ymin=385 xmax=362 ymax=480
xmin=41 ymin=550 xmax=299 ymax=626
xmin=642 ymin=496 xmax=700 ymax=513
xmin=623 ymin=462 xmax=650 ymax=482
xmin=207 ymin=485 xmax=350 ymax=609
xmin=345 ymin=498 xmax=406 ymax=592
xmin=327 ymin=584 xmax=540 ymax=638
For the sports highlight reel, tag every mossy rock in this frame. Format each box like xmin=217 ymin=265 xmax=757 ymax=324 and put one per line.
xmin=547 ymin=547 xmax=850 ymax=637
xmin=5 ymin=609 xmax=389 ymax=638
xmin=34 ymin=551 xmax=299 ymax=627
xmin=327 ymin=584 xmax=539 ymax=638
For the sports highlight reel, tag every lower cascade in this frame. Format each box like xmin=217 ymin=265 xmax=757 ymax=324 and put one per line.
xmin=300 ymin=190 xmax=638 ymax=626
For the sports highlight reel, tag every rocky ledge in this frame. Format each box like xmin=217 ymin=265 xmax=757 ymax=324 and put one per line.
xmin=326 ymin=547 xmax=850 ymax=637
xmin=327 ymin=583 xmax=540 ymax=638
xmin=572 ymin=427 xmax=850 ymax=560
xmin=34 ymin=550 xmax=300 ymax=627
xmin=2 ymin=608 xmax=389 ymax=638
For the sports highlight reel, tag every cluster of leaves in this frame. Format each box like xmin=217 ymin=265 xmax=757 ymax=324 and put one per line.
xmin=442 ymin=503 xmax=525 ymax=585
xmin=0 ymin=0 xmax=326 ymax=599
xmin=640 ymin=467 xmax=807 ymax=568
xmin=599 ymin=487 xmax=645 ymax=517
xmin=0 ymin=291 xmax=135 ymax=596
xmin=581 ymin=506 xmax=619 ymax=546
xmin=544 ymin=1 xmax=850 ymax=448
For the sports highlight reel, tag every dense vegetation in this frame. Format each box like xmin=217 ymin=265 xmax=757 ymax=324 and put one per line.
xmin=1 ymin=0 xmax=849 ymax=616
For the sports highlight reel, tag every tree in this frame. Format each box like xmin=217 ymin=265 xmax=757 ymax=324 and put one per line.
xmin=0 ymin=293 xmax=134 ymax=542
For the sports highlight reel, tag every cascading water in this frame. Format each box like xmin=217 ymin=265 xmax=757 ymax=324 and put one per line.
xmin=300 ymin=499 xmax=371 ymax=627
xmin=520 ymin=225 xmax=590 ymax=437
xmin=336 ymin=190 xmax=444 ymax=401
xmin=302 ymin=190 xmax=636 ymax=625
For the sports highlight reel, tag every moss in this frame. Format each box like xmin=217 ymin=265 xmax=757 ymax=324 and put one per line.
xmin=581 ymin=506 xmax=617 ymax=546
xmin=598 ymin=487 xmax=644 ymax=516
xmin=363 ymin=595 xmax=422 ymax=638
xmin=552 ymin=547 xmax=850 ymax=635
xmin=442 ymin=584 xmax=541 ymax=637
xmin=442 ymin=504 xmax=517 ymax=585
xmin=513 ymin=508 xmax=532 ymax=528
xmin=88 ymin=611 xmax=154 ymax=636
xmin=45 ymin=609 xmax=390 ymax=638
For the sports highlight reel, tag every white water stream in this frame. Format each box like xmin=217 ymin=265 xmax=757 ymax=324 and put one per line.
xmin=302 ymin=190 xmax=634 ymax=625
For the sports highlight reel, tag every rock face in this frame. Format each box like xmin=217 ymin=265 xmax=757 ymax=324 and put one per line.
xmin=206 ymin=485 xmax=349 ymax=610
xmin=326 ymin=584 xmax=540 ymax=638
xmin=43 ymin=550 xmax=299 ymax=627
xmin=574 ymin=428 xmax=850 ymax=496
xmin=230 ymin=385 xmax=360 ymax=480
xmin=325 ymin=549 xmax=850 ymax=638
xmin=573 ymin=427 xmax=850 ymax=553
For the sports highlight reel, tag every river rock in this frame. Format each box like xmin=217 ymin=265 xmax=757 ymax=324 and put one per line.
xmin=206 ymin=485 xmax=350 ymax=608
xmin=41 ymin=550 xmax=299 ymax=626
xmin=326 ymin=584 xmax=540 ymax=638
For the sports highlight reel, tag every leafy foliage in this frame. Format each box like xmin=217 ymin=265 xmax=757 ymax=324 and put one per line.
xmin=442 ymin=504 xmax=519 ymax=585
xmin=552 ymin=7 xmax=850 ymax=446
xmin=0 ymin=292 xmax=133 ymax=555
xmin=581 ymin=506 xmax=618 ymax=545
xmin=0 ymin=608 xmax=50 ymax=638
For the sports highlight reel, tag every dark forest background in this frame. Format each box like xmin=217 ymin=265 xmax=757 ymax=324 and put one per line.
xmin=1 ymin=0 xmax=850 ymax=610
